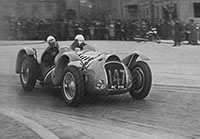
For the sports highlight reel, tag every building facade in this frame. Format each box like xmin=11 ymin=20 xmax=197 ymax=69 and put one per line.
xmin=0 ymin=0 xmax=88 ymax=21
xmin=91 ymin=0 xmax=200 ymax=23
xmin=0 ymin=0 xmax=58 ymax=20
xmin=1 ymin=0 xmax=200 ymax=22
xmin=122 ymin=0 xmax=200 ymax=23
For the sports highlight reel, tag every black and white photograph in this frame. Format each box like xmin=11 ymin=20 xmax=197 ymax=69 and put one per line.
xmin=0 ymin=0 xmax=200 ymax=138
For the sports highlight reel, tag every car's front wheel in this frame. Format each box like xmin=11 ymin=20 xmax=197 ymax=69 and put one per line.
xmin=129 ymin=61 xmax=152 ymax=99
xmin=61 ymin=66 xmax=85 ymax=106
xmin=20 ymin=54 xmax=38 ymax=91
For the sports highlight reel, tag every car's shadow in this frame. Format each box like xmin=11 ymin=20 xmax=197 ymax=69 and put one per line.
xmin=15 ymin=82 xmax=153 ymax=113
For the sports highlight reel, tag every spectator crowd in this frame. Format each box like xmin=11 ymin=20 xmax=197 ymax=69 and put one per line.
xmin=0 ymin=16 xmax=199 ymax=45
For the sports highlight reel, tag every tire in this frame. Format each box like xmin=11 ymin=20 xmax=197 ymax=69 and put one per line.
xmin=61 ymin=66 xmax=85 ymax=106
xmin=129 ymin=61 xmax=152 ymax=100
xmin=20 ymin=55 xmax=38 ymax=91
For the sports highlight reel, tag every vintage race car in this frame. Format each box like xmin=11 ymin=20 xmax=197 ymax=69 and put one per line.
xmin=15 ymin=44 xmax=152 ymax=106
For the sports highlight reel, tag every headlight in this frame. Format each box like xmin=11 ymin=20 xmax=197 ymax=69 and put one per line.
xmin=96 ymin=79 xmax=105 ymax=90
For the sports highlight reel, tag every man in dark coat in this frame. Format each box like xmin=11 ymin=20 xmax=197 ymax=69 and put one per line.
xmin=41 ymin=36 xmax=60 ymax=67
xmin=173 ymin=19 xmax=183 ymax=47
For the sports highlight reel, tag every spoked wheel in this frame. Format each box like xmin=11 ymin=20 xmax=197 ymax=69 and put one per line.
xmin=61 ymin=66 xmax=84 ymax=106
xmin=129 ymin=61 xmax=152 ymax=99
xmin=20 ymin=55 xmax=38 ymax=91
xmin=21 ymin=59 xmax=29 ymax=84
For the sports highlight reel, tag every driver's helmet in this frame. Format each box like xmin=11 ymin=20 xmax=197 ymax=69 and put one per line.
xmin=74 ymin=34 xmax=85 ymax=44
xmin=47 ymin=36 xmax=56 ymax=47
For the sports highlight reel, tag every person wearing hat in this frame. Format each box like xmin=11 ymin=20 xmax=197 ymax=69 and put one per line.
xmin=69 ymin=34 xmax=96 ymax=51
xmin=41 ymin=35 xmax=60 ymax=67
xmin=70 ymin=34 xmax=86 ymax=51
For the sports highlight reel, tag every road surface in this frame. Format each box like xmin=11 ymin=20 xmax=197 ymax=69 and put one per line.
xmin=0 ymin=40 xmax=200 ymax=139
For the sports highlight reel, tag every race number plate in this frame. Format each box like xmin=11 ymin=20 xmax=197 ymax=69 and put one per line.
xmin=104 ymin=62 xmax=126 ymax=90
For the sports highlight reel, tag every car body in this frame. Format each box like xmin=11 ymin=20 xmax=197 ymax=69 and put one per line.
xmin=16 ymin=44 xmax=152 ymax=106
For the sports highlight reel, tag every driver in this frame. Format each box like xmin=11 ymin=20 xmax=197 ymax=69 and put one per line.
xmin=41 ymin=36 xmax=60 ymax=67
xmin=70 ymin=34 xmax=86 ymax=51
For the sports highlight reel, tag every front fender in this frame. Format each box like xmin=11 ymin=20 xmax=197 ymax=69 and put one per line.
xmin=122 ymin=52 xmax=150 ymax=70
xmin=15 ymin=47 xmax=37 ymax=74
xmin=54 ymin=51 xmax=80 ymax=64
xmin=51 ymin=52 xmax=82 ymax=85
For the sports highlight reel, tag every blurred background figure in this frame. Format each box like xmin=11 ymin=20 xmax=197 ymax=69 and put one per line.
xmin=186 ymin=19 xmax=198 ymax=45
xmin=173 ymin=19 xmax=183 ymax=47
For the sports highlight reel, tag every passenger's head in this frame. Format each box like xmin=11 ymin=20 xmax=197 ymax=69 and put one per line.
xmin=47 ymin=36 xmax=56 ymax=47
xmin=74 ymin=34 xmax=85 ymax=45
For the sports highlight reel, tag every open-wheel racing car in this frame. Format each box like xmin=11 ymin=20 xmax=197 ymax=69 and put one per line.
xmin=15 ymin=43 xmax=152 ymax=106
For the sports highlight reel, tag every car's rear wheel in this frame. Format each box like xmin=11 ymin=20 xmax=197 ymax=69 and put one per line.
xmin=129 ymin=61 xmax=152 ymax=99
xmin=20 ymin=55 xmax=38 ymax=91
xmin=61 ymin=66 xmax=85 ymax=106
